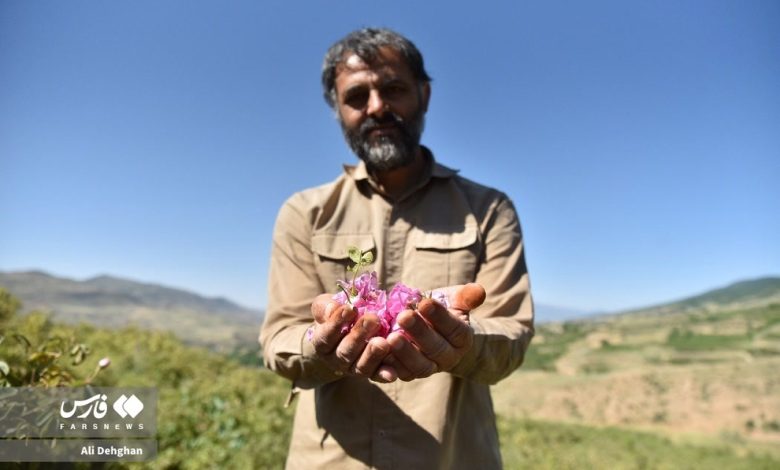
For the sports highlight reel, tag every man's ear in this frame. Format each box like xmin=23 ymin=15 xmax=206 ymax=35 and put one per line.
xmin=420 ymin=81 xmax=431 ymax=113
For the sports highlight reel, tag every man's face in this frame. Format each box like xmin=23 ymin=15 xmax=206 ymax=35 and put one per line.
xmin=333 ymin=47 xmax=430 ymax=172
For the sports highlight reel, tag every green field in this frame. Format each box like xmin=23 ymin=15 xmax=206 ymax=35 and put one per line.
xmin=492 ymin=300 xmax=780 ymax=468
xmin=498 ymin=417 xmax=779 ymax=469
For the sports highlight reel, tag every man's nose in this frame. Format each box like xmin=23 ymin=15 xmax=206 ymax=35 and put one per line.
xmin=366 ymin=90 xmax=387 ymax=116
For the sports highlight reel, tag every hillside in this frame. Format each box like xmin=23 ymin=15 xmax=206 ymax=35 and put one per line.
xmin=492 ymin=275 xmax=780 ymax=459
xmin=0 ymin=270 xmax=264 ymax=352
xmin=2 ymin=287 xmax=777 ymax=468
xmin=615 ymin=277 xmax=780 ymax=317
xmin=2 ymin=273 xmax=778 ymax=466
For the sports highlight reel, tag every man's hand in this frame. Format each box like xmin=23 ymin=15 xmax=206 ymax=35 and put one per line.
xmin=384 ymin=283 xmax=486 ymax=381
xmin=309 ymin=294 xmax=398 ymax=383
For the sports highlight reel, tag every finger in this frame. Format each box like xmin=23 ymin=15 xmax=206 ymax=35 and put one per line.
xmin=382 ymin=352 xmax=417 ymax=382
xmin=333 ymin=314 xmax=381 ymax=369
xmin=311 ymin=293 xmax=340 ymax=323
xmin=380 ymin=350 xmax=414 ymax=381
xmin=353 ymin=337 xmax=391 ymax=377
xmin=372 ymin=364 xmax=398 ymax=383
xmin=310 ymin=304 xmax=356 ymax=355
xmin=454 ymin=283 xmax=486 ymax=310
xmin=395 ymin=308 xmax=458 ymax=368
xmin=387 ymin=332 xmax=438 ymax=380
xmin=432 ymin=283 xmax=486 ymax=311
xmin=417 ymin=299 xmax=474 ymax=350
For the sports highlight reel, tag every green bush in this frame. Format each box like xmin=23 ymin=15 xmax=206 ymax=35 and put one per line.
xmin=0 ymin=289 xmax=293 ymax=468
xmin=665 ymin=328 xmax=747 ymax=351
xmin=71 ymin=326 xmax=294 ymax=469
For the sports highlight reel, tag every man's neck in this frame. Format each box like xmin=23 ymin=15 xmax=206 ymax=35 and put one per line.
xmin=370 ymin=147 xmax=426 ymax=199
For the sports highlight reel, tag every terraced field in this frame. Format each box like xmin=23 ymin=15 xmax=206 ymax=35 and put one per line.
xmin=493 ymin=298 xmax=780 ymax=463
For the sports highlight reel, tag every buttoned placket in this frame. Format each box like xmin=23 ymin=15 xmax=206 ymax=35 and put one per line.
xmin=342 ymin=152 xmax=456 ymax=469
xmin=372 ymin=195 xmax=405 ymax=469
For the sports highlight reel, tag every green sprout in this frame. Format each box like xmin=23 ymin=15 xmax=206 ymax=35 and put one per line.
xmin=337 ymin=246 xmax=374 ymax=301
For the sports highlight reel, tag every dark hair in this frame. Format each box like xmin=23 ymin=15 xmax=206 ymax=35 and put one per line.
xmin=321 ymin=27 xmax=432 ymax=108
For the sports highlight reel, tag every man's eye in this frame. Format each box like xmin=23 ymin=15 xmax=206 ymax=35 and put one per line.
xmin=344 ymin=91 xmax=368 ymax=109
xmin=383 ymin=85 xmax=406 ymax=98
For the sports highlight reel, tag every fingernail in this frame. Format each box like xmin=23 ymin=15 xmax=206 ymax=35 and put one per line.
xmin=378 ymin=369 xmax=397 ymax=383
xmin=341 ymin=304 xmax=353 ymax=320
xmin=363 ymin=318 xmax=379 ymax=333
xmin=417 ymin=300 xmax=435 ymax=315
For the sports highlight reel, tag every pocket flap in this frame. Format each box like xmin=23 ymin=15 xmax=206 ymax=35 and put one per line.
xmin=412 ymin=226 xmax=478 ymax=250
xmin=311 ymin=233 xmax=375 ymax=259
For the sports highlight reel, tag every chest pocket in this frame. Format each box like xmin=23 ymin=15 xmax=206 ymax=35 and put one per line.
xmin=311 ymin=233 xmax=376 ymax=293
xmin=406 ymin=226 xmax=480 ymax=291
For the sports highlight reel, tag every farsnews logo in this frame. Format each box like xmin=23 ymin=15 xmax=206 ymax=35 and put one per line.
xmin=60 ymin=393 xmax=144 ymax=419
xmin=0 ymin=387 xmax=155 ymax=439
xmin=113 ymin=394 xmax=144 ymax=418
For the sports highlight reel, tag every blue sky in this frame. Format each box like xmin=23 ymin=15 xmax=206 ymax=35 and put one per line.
xmin=1 ymin=1 xmax=778 ymax=312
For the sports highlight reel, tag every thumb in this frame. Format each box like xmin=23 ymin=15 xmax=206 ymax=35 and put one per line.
xmin=452 ymin=283 xmax=486 ymax=310
xmin=431 ymin=283 xmax=486 ymax=311
xmin=311 ymin=293 xmax=340 ymax=323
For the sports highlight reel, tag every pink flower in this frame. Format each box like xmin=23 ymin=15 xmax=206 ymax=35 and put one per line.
xmin=329 ymin=272 xmax=453 ymax=339
xmin=333 ymin=272 xmax=387 ymax=334
xmin=385 ymin=283 xmax=422 ymax=333
xmin=430 ymin=290 xmax=450 ymax=309
xmin=386 ymin=283 xmax=423 ymax=314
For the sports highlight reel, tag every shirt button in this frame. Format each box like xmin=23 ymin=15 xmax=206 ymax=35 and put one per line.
xmin=378 ymin=430 xmax=386 ymax=437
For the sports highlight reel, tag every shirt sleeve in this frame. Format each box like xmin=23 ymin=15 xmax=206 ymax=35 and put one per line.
xmin=259 ymin=195 xmax=344 ymax=389
xmin=448 ymin=196 xmax=535 ymax=384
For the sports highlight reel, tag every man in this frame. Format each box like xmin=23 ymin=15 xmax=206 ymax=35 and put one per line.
xmin=260 ymin=28 xmax=534 ymax=469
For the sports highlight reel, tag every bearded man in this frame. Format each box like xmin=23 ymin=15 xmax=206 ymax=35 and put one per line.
xmin=260 ymin=28 xmax=534 ymax=469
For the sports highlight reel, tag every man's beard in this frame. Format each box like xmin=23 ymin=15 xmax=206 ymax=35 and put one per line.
xmin=342 ymin=108 xmax=425 ymax=173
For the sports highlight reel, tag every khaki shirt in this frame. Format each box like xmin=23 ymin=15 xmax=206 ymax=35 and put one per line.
xmin=260 ymin=149 xmax=534 ymax=469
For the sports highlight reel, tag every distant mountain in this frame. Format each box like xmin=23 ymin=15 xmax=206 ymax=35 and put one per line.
xmin=4 ymin=270 xmax=777 ymax=352
xmin=534 ymin=303 xmax=596 ymax=323
xmin=614 ymin=276 xmax=780 ymax=318
xmin=0 ymin=270 xmax=264 ymax=352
